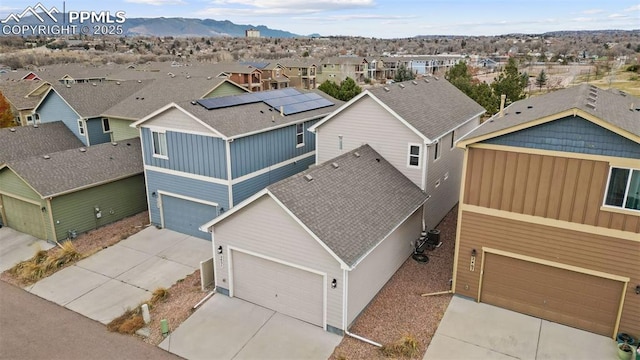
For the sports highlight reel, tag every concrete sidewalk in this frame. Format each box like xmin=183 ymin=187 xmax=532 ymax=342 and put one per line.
xmin=26 ymin=227 xmax=212 ymax=324
xmin=424 ymin=296 xmax=617 ymax=360
xmin=0 ymin=227 xmax=54 ymax=272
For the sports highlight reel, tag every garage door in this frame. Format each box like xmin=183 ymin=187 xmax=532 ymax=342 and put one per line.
xmin=481 ymin=252 xmax=624 ymax=336
xmin=232 ymin=251 xmax=324 ymax=327
xmin=2 ymin=195 xmax=46 ymax=239
xmin=161 ymin=195 xmax=217 ymax=240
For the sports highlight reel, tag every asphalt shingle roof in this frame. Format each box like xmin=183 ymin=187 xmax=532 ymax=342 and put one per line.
xmin=462 ymin=84 xmax=640 ymax=141
xmin=0 ymin=79 xmax=49 ymax=110
xmin=0 ymin=122 xmax=83 ymax=165
xmin=268 ymin=145 xmax=428 ymax=267
xmin=6 ymin=138 xmax=142 ymax=198
xmin=367 ymin=78 xmax=486 ymax=141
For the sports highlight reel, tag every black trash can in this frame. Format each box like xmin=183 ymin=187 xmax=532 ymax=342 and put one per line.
xmin=427 ymin=229 xmax=440 ymax=246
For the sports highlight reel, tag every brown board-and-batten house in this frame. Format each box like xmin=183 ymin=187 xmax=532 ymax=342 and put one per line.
xmin=453 ymin=84 xmax=640 ymax=339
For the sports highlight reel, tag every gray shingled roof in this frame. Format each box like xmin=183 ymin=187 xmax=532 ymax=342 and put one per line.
xmin=0 ymin=79 xmax=49 ymax=110
xmin=5 ymin=138 xmax=142 ymax=198
xmin=176 ymin=89 xmax=344 ymax=138
xmin=367 ymin=78 xmax=486 ymax=141
xmin=268 ymin=145 xmax=428 ymax=268
xmin=49 ymin=80 xmax=151 ymax=118
xmin=461 ymin=84 xmax=640 ymax=141
xmin=0 ymin=122 xmax=83 ymax=164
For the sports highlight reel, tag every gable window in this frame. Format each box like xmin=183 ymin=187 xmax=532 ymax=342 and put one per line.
xmin=296 ymin=123 xmax=304 ymax=147
xmin=34 ymin=113 xmax=40 ymax=124
xmin=408 ymin=144 xmax=421 ymax=167
xmin=77 ymin=119 xmax=85 ymax=135
xmin=434 ymin=141 xmax=441 ymax=160
xmin=26 ymin=115 xmax=33 ymax=124
xmin=604 ymin=167 xmax=640 ymax=211
xmin=102 ymin=118 xmax=111 ymax=133
xmin=450 ymin=130 xmax=455 ymax=149
xmin=152 ymin=130 xmax=168 ymax=158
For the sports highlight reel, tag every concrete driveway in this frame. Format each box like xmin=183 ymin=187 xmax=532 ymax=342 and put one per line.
xmin=25 ymin=226 xmax=212 ymax=325
xmin=159 ymin=295 xmax=342 ymax=360
xmin=0 ymin=226 xmax=54 ymax=272
xmin=423 ymin=296 xmax=617 ymax=360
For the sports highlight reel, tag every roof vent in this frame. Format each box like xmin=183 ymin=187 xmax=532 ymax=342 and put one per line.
xmin=331 ymin=162 xmax=339 ymax=169
xmin=354 ymin=151 xmax=361 ymax=158
xmin=424 ymin=78 xmax=429 ymax=83
xmin=207 ymin=76 xmax=212 ymax=80
xmin=137 ymin=80 xmax=142 ymax=83
xmin=116 ymin=81 xmax=121 ymax=85
xmin=33 ymin=124 xmax=38 ymax=128
xmin=433 ymin=76 xmax=439 ymax=81
xmin=43 ymin=155 xmax=50 ymax=159
xmin=79 ymin=147 xmax=86 ymax=152
xmin=527 ymin=105 xmax=533 ymax=109
xmin=619 ymin=90 xmax=627 ymax=97
xmin=383 ymin=87 xmax=390 ymax=92
xmin=304 ymin=174 xmax=314 ymax=182
xmin=186 ymin=75 xmax=191 ymax=79
xmin=398 ymin=83 xmax=405 ymax=88
xmin=515 ymin=111 xmax=521 ymax=114
xmin=412 ymin=80 xmax=418 ymax=85
xmin=9 ymin=128 xmax=16 ymax=132
xmin=630 ymin=103 xmax=635 ymax=111
xmin=586 ymin=102 xmax=596 ymax=110
xmin=111 ymin=142 xmax=118 ymax=146
xmin=65 ymin=84 xmax=71 ymax=88
xmin=92 ymin=82 xmax=97 ymax=86
xmin=190 ymin=100 xmax=197 ymax=105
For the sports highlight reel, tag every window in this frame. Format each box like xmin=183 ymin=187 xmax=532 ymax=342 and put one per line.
xmin=434 ymin=141 xmax=441 ymax=160
xmin=26 ymin=115 xmax=33 ymax=124
xmin=296 ymin=123 xmax=304 ymax=147
xmin=408 ymin=144 xmax=421 ymax=167
xmin=604 ymin=167 xmax=640 ymax=211
xmin=338 ymin=135 xmax=343 ymax=150
xmin=77 ymin=119 xmax=85 ymax=135
xmin=34 ymin=113 xmax=40 ymax=124
xmin=450 ymin=131 xmax=455 ymax=149
xmin=152 ymin=130 xmax=168 ymax=158
xmin=102 ymin=118 xmax=111 ymax=133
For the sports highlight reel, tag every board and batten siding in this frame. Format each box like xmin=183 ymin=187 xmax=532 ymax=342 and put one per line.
xmin=463 ymin=147 xmax=640 ymax=232
xmin=50 ymin=175 xmax=147 ymax=241
xmin=315 ymin=96 xmax=423 ymax=187
xmin=141 ymin=127 xmax=227 ymax=180
xmin=454 ymin=210 xmax=640 ymax=337
xmin=213 ymin=195 xmax=344 ymax=331
xmin=108 ymin=118 xmax=139 ymax=142
xmin=230 ymin=119 xmax=319 ymax=179
xmin=232 ymin=154 xmax=314 ymax=205
xmin=37 ymin=91 xmax=87 ymax=145
xmin=86 ymin=117 xmax=111 ymax=145
xmin=347 ymin=209 xmax=421 ymax=326
xmin=145 ymin=169 xmax=229 ymax=226
xmin=203 ymin=82 xmax=247 ymax=98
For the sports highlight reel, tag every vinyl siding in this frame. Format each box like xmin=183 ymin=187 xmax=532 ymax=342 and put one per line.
xmin=203 ymin=82 xmax=247 ymax=98
xmin=213 ymin=195 xmax=344 ymax=331
xmin=85 ymin=117 xmax=111 ymax=145
xmin=145 ymin=169 xmax=229 ymax=227
xmin=454 ymin=209 xmax=640 ymax=337
xmin=109 ymin=117 xmax=139 ymax=142
xmin=0 ymin=168 xmax=41 ymax=202
xmin=231 ymin=154 xmax=314 ymax=205
xmin=143 ymin=107 xmax=215 ymax=134
xmin=315 ymin=96 xmax=423 ymax=187
xmin=347 ymin=209 xmax=421 ymax=325
xmin=141 ymin=127 xmax=227 ymax=180
xmin=50 ymin=175 xmax=147 ymax=241
xmin=37 ymin=91 xmax=87 ymax=145
xmin=463 ymin=147 xmax=640 ymax=232
xmin=230 ymin=119 xmax=318 ymax=179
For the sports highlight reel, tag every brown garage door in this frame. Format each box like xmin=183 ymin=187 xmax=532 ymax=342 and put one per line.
xmin=481 ymin=252 xmax=624 ymax=336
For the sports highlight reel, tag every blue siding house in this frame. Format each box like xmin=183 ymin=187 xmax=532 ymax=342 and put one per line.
xmin=132 ymin=88 xmax=342 ymax=239
xmin=34 ymin=81 xmax=149 ymax=146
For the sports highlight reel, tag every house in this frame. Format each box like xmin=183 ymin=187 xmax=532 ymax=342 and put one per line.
xmin=201 ymin=145 xmax=428 ymax=334
xmin=0 ymin=121 xmax=83 ymax=166
xmin=0 ymin=138 xmax=146 ymax=241
xmin=131 ymin=88 xmax=342 ymax=239
xmin=280 ymin=59 xmax=317 ymax=89
xmin=33 ymin=80 xmax=149 ymax=146
xmin=453 ymin=84 xmax=640 ymax=339
xmin=0 ymin=79 xmax=51 ymax=126
xmin=317 ymin=57 xmax=368 ymax=84
xmin=309 ymin=78 xmax=486 ymax=230
xmin=216 ymin=64 xmax=263 ymax=92
xmin=102 ymin=77 xmax=248 ymax=142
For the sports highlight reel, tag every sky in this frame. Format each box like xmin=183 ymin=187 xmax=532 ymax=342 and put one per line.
xmin=1 ymin=0 xmax=639 ymax=38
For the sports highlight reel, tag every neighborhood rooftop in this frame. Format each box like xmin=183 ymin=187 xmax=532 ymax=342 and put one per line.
xmin=4 ymin=138 xmax=142 ymax=198
xmin=0 ymin=79 xmax=48 ymax=110
xmin=0 ymin=122 xmax=84 ymax=164
xmin=268 ymin=144 xmax=429 ymax=267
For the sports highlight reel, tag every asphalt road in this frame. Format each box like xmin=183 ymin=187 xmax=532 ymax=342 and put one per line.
xmin=0 ymin=281 xmax=182 ymax=360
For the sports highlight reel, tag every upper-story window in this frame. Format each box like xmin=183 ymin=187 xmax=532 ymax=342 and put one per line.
xmin=434 ymin=141 xmax=441 ymax=160
xmin=77 ymin=119 xmax=85 ymax=135
xmin=102 ymin=118 xmax=111 ymax=133
xmin=26 ymin=115 xmax=33 ymax=124
xmin=450 ymin=130 xmax=456 ymax=149
xmin=152 ymin=130 xmax=168 ymax=158
xmin=296 ymin=123 xmax=304 ymax=147
xmin=408 ymin=143 xmax=421 ymax=168
xmin=604 ymin=167 xmax=640 ymax=211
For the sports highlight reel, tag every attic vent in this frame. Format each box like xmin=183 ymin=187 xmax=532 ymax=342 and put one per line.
xmin=412 ymin=80 xmax=418 ymax=85
xmin=137 ymin=80 xmax=142 ymax=83
xmin=65 ymin=84 xmax=71 ymax=88
xmin=190 ymin=100 xmax=197 ymax=105
xmin=586 ymin=102 xmax=596 ymax=110
xmin=207 ymin=76 xmax=212 ymax=80
xmin=354 ymin=151 xmax=361 ymax=158
xmin=304 ymin=174 xmax=314 ymax=182
xmin=92 ymin=83 xmax=97 ymax=86
xmin=186 ymin=75 xmax=191 ymax=79
xmin=331 ymin=162 xmax=339 ymax=169
xmin=33 ymin=124 xmax=38 ymax=128
xmin=116 ymin=81 xmax=121 ymax=85
xmin=629 ymin=103 xmax=635 ymax=111
xmin=111 ymin=142 xmax=118 ymax=146
xmin=423 ymin=78 xmax=429 ymax=83
xmin=9 ymin=128 xmax=16 ymax=132
xmin=43 ymin=155 xmax=50 ymax=159
xmin=79 ymin=147 xmax=86 ymax=152
xmin=383 ymin=87 xmax=390 ymax=92
xmin=433 ymin=76 xmax=439 ymax=81
xmin=398 ymin=83 xmax=405 ymax=88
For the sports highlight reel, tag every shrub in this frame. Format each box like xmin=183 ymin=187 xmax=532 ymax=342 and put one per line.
xmin=150 ymin=288 xmax=169 ymax=305
xmin=107 ymin=309 xmax=145 ymax=334
xmin=380 ymin=334 xmax=420 ymax=358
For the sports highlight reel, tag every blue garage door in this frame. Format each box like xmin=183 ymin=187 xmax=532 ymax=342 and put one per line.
xmin=162 ymin=195 xmax=216 ymax=240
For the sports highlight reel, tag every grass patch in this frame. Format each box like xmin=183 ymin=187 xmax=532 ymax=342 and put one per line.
xmin=380 ymin=334 xmax=420 ymax=358
xmin=7 ymin=241 xmax=82 ymax=285
xmin=107 ymin=287 xmax=170 ymax=335
xmin=150 ymin=287 xmax=169 ymax=304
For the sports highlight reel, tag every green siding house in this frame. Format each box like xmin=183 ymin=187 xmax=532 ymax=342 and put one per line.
xmin=0 ymin=138 xmax=146 ymax=241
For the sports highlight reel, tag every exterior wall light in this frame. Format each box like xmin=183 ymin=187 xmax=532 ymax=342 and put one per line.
xmin=331 ymin=279 xmax=337 ymax=289
xmin=471 ymin=249 xmax=477 ymax=257
xmin=636 ymin=285 xmax=640 ymax=295
xmin=151 ymin=191 xmax=157 ymax=198
xmin=217 ymin=246 xmax=223 ymax=254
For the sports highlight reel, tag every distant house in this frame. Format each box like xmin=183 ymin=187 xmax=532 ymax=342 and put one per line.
xmin=131 ymin=88 xmax=342 ymax=239
xmin=0 ymin=80 xmax=50 ymax=126
xmin=216 ymin=64 xmax=263 ymax=92
xmin=202 ymin=145 xmax=428 ymax=334
xmin=245 ymin=29 xmax=260 ymax=38
xmin=240 ymin=62 xmax=290 ymax=91
xmin=0 ymin=138 xmax=145 ymax=241
xmin=317 ymin=57 xmax=368 ymax=84
xmin=280 ymin=59 xmax=317 ymax=89
xmin=453 ymin=84 xmax=640 ymax=339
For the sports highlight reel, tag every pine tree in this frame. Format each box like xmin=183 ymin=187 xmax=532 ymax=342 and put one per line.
xmin=535 ymin=70 xmax=548 ymax=91
xmin=491 ymin=58 xmax=528 ymax=105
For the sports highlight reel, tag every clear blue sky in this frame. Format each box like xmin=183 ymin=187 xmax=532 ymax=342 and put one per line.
xmin=1 ymin=0 xmax=639 ymax=38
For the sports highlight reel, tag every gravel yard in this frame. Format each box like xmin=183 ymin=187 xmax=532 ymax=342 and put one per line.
xmin=330 ymin=206 xmax=458 ymax=360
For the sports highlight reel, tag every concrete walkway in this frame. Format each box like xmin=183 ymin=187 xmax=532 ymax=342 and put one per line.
xmin=424 ymin=296 xmax=617 ymax=360
xmin=160 ymin=295 xmax=342 ymax=360
xmin=0 ymin=226 xmax=54 ymax=272
xmin=25 ymin=227 xmax=212 ymax=325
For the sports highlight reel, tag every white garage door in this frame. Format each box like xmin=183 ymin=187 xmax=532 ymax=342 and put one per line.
xmin=231 ymin=251 xmax=324 ymax=327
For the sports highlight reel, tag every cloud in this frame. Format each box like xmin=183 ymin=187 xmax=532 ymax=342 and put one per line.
xmin=125 ymin=0 xmax=187 ymax=5
xmin=624 ymin=5 xmax=640 ymax=11
xmin=582 ymin=9 xmax=604 ymax=15
xmin=608 ymin=13 xmax=628 ymax=19
xmin=210 ymin=0 xmax=375 ymax=11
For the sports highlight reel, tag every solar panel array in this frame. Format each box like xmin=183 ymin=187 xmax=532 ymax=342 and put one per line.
xmin=196 ymin=88 xmax=334 ymax=116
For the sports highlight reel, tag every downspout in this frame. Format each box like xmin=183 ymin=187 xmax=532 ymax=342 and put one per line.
xmin=342 ymin=268 xmax=382 ymax=348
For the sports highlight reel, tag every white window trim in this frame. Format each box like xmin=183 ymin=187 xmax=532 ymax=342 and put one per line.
xmin=77 ymin=119 xmax=85 ymax=135
xmin=151 ymin=130 xmax=168 ymax=159
xmin=296 ymin=123 xmax=305 ymax=148
xmin=407 ymin=143 xmax=421 ymax=168
xmin=433 ymin=140 xmax=441 ymax=161
xmin=26 ymin=115 xmax=33 ymax=124
xmin=102 ymin=117 xmax=111 ymax=133
xmin=450 ymin=130 xmax=456 ymax=150
xmin=602 ymin=166 xmax=640 ymax=212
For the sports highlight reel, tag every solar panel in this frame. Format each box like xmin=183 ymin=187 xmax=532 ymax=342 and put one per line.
xmin=196 ymin=88 xmax=333 ymax=115
xmin=282 ymin=98 xmax=335 ymax=115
